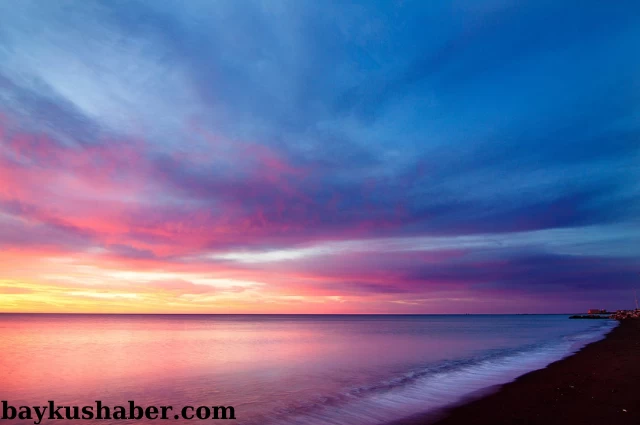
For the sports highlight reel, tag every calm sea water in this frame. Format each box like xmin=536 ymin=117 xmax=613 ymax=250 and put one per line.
xmin=0 ymin=314 xmax=616 ymax=425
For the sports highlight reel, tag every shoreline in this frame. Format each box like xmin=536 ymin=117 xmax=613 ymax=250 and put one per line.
xmin=398 ymin=319 xmax=639 ymax=425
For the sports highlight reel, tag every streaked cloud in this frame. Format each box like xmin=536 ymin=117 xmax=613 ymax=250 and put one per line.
xmin=0 ymin=0 xmax=639 ymax=313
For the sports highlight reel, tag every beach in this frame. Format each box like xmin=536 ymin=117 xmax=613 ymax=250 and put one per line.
xmin=404 ymin=319 xmax=640 ymax=425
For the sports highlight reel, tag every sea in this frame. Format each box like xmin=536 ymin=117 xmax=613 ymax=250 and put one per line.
xmin=0 ymin=314 xmax=617 ymax=425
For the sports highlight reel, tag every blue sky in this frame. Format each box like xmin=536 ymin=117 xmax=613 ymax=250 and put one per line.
xmin=0 ymin=0 xmax=639 ymax=313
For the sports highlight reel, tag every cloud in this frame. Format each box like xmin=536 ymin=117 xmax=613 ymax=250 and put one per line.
xmin=0 ymin=286 xmax=34 ymax=294
xmin=0 ymin=0 xmax=639 ymax=312
xmin=147 ymin=280 xmax=219 ymax=295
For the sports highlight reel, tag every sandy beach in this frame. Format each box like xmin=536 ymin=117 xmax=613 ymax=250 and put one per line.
xmin=404 ymin=319 xmax=640 ymax=425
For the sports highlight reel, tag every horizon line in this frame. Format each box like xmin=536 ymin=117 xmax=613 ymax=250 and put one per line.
xmin=0 ymin=312 xmax=585 ymax=316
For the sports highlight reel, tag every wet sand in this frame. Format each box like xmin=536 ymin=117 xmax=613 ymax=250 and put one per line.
xmin=405 ymin=319 xmax=640 ymax=425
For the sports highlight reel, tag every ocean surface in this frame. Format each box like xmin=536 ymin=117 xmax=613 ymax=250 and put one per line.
xmin=0 ymin=314 xmax=616 ymax=425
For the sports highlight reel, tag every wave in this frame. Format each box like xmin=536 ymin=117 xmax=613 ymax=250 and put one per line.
xmin=252 ymin=320 xmax=616 ymax=425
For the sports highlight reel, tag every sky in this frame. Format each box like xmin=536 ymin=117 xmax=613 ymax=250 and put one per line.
xmin=0 ymin=0 xmax=639 ymax=314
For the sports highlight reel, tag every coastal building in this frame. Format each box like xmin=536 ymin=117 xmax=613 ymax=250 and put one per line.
xmin=587 ymin=309 xmax=606 ymax=314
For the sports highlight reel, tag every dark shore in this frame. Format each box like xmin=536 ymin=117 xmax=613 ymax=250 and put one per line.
xmin=400 ymin=319 xmax=640 ymax=425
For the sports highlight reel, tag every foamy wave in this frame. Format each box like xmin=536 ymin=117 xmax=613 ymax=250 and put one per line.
xmin=253 ymin=320 xmax=616 ymax=425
